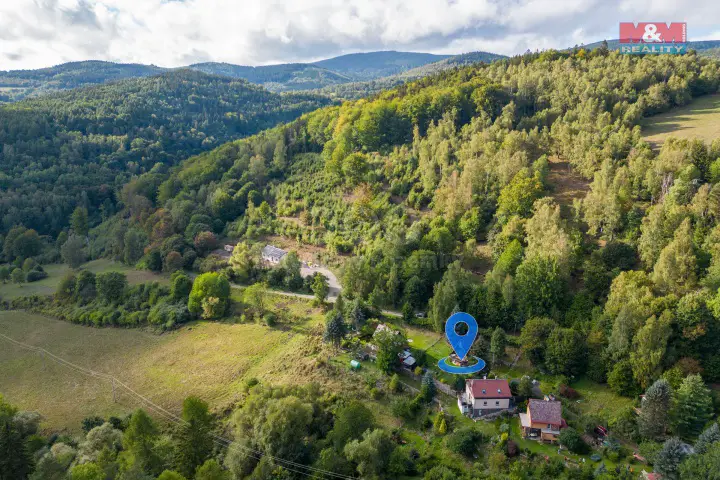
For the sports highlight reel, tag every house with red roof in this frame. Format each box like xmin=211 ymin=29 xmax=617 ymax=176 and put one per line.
xmin=458 ymin=378 xmax=513 ymax=418
xmin=519 ymin=398 xmax=566 ymax=442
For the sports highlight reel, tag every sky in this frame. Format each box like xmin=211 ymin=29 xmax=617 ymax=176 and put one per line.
xmin=1 ymin=0 xmax=719 ymax=70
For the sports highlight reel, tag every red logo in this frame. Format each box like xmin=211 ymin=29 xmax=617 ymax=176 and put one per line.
xmin=619 ymin=22 xmax=687 ymax=43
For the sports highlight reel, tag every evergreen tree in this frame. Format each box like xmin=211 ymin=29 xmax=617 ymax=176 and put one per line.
xmin=674 ymin=374 xmax=713 ymax=439
xmin=0 ymin=418 xmax=32 ymax=480
xmin=323 ymin=310 xmax=347 ymax=348
xmin=654 ymin=437 xmax=687 ymax=480
xmin=421 ymin=371 xmax=436 ymax=403
xmin=374 ymin=329 xmax=406 ymax=375
xmin=347 ymin=298 xmax=366 ymax=331
xmin=490 ymin=326 xmax=506 ymax=367
xmin=695 ymin=423 xmax=720 ymax=454
xmin=638 ymin=379 xmax=672 ymax=441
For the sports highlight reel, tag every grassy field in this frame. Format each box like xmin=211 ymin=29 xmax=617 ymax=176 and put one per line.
xmin=0 ymin=296 xmax=338 ymax=432
xmin=0 ymin=259 xmax=166 ymax=301
xmin=642 ymin=94 xmax=720 ymax=146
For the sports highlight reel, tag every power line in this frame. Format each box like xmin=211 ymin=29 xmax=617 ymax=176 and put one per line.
xmin=0 ymin=332 xmax=355 ymax=480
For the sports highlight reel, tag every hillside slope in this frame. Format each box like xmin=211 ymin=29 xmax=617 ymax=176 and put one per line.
xmin=0 ymin=61 xmax=166 ymax=102
xmin=188 ymin=62 xmax=352 ymax=91
xmin=0 ymin=70 xmax=331 ymax=236
xmin=312 ymin=50 xmax=507 ymax=99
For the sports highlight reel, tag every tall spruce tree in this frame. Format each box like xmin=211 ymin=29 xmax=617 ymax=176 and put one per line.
xmin=323 ymin=310 xmax=347 ymax=348
xmin=639 ymin=379 xmax=672 ymax=440
xmin=674 ymin=374 xmax=713 ymax=440
xmin=654 ymin=437 xmax=687 ymax=480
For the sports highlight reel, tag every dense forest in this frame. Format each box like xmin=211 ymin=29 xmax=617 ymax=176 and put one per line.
xmin=314 ymin=51 xmax=507 ymax=100
xmin=99 ymin=48 xmax=720 ymax=398
xmin=188 ymin=63 xmax=352 ymax=92
xmin=5 ymin=46 xmax=720 ymax=479
xmin=0 ymin=52 xmax=457 ymax=102
xmin=0 ymin=61 xmax=167 ymax=102
xmin=0 ymin=70 xmax=331 ymax=239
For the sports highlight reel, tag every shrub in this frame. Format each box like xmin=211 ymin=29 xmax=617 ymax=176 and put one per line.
xmin=188 ymin=272 xmax=230 ymax=319
xmin=559 ymin=427 xmax=589 ymax=454
xmin=446 ymin=427 xmax=484 ymax=457
xmin=559 ymin=384 xmax=579 ymax=399
xmin=25 ymin=269 xmax=48 ymax=282
xmin=263 ymin=312 xmax=277 ymax=327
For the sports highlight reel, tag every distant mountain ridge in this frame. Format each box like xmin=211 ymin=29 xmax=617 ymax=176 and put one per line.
xmin=312 ymin=51 xmax=450 ymax=79
xmin=0 ymin=50 xmax=494 ymax=102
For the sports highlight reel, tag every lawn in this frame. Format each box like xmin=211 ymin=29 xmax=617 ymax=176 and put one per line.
xmin=0 ymin=259 xmax=166 ymax=301
xmin=641 ymin=93 xmax=720 ymax=146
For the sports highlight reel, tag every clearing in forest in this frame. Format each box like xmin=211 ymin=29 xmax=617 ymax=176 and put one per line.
xmin=546 ymin=156 xmax=590 ymax=210
xmin=0 ymin=259 xmax=166 ymax=301
xmin=642 ymin=94 xmax=720 ymax=146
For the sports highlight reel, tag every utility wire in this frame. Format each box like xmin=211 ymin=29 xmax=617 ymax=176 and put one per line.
xmin=0 ymin=332 xmax=356 ymax=480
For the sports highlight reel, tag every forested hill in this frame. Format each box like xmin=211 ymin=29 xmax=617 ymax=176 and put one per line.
xmin=0 ymin=51 xmax=495 ymax=101
xmin=0 ymin=61 xmax=166 ymax=102
xmin=105 ymin=49 xmax=720 ymax=390
xmin=311 ymin=50 xmax=450 ymax=79
xmin=188 ymin=62 xmax=352 ymax=91
xmin=311 ymin=50 xmax=507 ymax=100
xmin=0 ymin=69 xmax=331 ymax=237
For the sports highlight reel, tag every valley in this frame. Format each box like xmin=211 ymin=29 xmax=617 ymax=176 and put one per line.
xmin=2 ymin=37 xmax=720 ymax=480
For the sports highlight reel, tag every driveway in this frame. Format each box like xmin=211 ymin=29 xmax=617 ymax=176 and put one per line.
xmin=300 ymin=264 xmax=341 ymax=298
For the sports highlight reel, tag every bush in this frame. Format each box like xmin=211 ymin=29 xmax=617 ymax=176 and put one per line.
xmin=25 ymin=269 xmax=48 ymax=282
xmin=263 ymin=312 xmax=277 ymax=327
xmin=446 ymin=427 xmax=484 ymax=457
xmin=559 ymin=384 xmax=579 ymax=399
xmin=559 ymin=427 xmax=589 ymax=454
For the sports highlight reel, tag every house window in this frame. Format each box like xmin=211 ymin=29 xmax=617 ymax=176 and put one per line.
xmin=495 ymin=401 xmax=500 ymax=406
xmin=483 ymin=401 xmax=487 ymax=406
xmin=547 ymin=424 xmax=551 ymax=429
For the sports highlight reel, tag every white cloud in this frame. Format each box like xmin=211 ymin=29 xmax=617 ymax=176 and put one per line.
xmin=0 ymin=0 xmax=718 ymax=70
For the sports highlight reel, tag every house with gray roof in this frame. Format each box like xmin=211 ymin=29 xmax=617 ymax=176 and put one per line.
xmin=262 ymin=245 xmax=287 ymax=264
xmin=519 ymin=398 xmax=566 ymax=442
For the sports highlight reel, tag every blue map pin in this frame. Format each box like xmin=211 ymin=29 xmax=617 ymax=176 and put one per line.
xmin=445 ymin=312 xmax=478 ymax=361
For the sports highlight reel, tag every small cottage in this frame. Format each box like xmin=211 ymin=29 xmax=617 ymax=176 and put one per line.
xmin=519 ymin=398 xmax=565 ymax=442
xmin=261 ymin=245 xmax=287 ymax=264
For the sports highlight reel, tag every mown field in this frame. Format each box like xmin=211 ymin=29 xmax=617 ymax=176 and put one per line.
xmin=0 ymin=296 xmax=337 ymax=431
xmin=642 ymin=93 xmax=720 ymax=146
